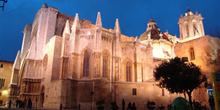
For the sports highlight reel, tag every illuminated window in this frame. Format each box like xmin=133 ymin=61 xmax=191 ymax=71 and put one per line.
xmin=126 ymin=61 xmax=131 ymax=82
xmin=190 ymin=48 xmax=195 ymax=60
xmin=186 ymin=24 xmax=189 ymax=37
xmin=132 ymin=88 xmax=137 ymax=95
xmin=162 ymin=88 xmax=164 ymax=96
xmin=102 ymin=53 xmax=108 ymax=78
xmin=83 ymin=50 xmax=90 ymax=77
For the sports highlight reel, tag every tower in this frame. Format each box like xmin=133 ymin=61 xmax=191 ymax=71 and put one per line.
xmin=178 ymin=7 xmax=205 ymax=42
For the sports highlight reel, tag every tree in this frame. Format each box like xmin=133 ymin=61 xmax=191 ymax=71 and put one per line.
xmin=154 ymin=57 xmax=207 ymax=110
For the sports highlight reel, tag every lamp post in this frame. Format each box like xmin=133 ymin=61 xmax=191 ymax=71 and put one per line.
xmin=90 ymin=91 xmax=94 ymax=110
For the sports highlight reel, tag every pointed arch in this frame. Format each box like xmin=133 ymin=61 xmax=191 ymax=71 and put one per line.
xmin=83 ymin=50 xmax=90 ymax=77
xmin=122 ymin=58 xmax=133 ymax=82
xmin=102 ymin=50 xmax=109 ymax=78
xmin=126 ymin=61 xmax=132 ymax=82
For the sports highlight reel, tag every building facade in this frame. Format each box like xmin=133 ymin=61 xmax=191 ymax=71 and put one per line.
xmin=9 ymin=3 xmax=220 ymax=110
xmin=0 ymin=60 xmax=13 ymax=107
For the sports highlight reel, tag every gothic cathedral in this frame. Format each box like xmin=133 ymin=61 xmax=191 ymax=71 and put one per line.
xmin=9 ymin=3 xmax=220 ymax=110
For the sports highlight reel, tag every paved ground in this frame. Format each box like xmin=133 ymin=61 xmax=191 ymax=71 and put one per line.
xmin=0 ymin=108 xmax=77 ymax=110
xmin=0 ymin=107 xmax=78 ymax=110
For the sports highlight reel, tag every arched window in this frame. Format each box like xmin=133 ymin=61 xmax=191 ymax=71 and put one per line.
xmin=193 ymin=23 xmax=199 ymax=36
xmin=190 ymin=48 xmax=195 ymax=60
xmin=83 ymin=50 xmax=90 ymax=77
xmin=102 ymin=53 xmax=108 ymax=78
xmin=186 ymin=24 xmax=189 ymax=37
xmin=126 ymin=61 xmax=131 ymax=82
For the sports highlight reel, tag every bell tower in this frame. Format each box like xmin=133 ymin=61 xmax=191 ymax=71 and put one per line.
xmin=178 ymin=7 xmax=205 ymax=42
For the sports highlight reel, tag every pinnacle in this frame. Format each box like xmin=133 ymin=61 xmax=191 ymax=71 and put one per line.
xmin=42 ymin=3 xmax=48 ymax=8
xmin=96 ymin=12 xmax=102 ymax=27
xmin=114 ymin=18 xmax=121 ymax=33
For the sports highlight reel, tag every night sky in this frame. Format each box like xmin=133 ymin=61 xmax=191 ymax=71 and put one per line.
xmin=0 ymin=0 xmax=220 ymax=62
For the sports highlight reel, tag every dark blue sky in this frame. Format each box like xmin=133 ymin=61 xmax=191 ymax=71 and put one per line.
xmin=0 ymin=0 xmax=220 ymax=62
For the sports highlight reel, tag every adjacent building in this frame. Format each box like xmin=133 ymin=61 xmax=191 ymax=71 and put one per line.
xmin=0 ymin=60 xmax=13 ymax=107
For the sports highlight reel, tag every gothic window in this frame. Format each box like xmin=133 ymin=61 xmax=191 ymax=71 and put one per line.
xmin=126 ymin=61 xmax=131 ymax=82
xmin=83 ymin=50 xmax=90 ymax=77
xmin=189 ymin=48 xmax=195 ymax=60
xmin=102 ymin=53 xmax=108 ymax=78
xmin=186 ymin=24 xmax=189 ymax=37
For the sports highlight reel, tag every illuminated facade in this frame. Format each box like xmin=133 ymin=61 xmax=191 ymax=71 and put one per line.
xmin=0 ymin=60 xmax=13 ymax=107
xmin=178 ymin=9 xmax=205 ymax=42
xmin=9 ymin=3 xmax=220 ymax=110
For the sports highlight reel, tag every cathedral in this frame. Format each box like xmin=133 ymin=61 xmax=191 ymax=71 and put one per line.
xmin=9 ymin=3 xmax=220 ymax=110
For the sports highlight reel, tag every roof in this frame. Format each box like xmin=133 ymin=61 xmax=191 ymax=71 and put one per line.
xmin=148 ymin=18 xmax=156 ymax=23
xmin=139 ymin=29 xmax=170 ymax=41
xmin=185 ymin=8 xmax=192 ymax=13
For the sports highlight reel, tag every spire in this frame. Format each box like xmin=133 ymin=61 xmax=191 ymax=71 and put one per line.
xmin=96 ymin=12 xmax=102 ymax=27
xmin=148 ymin=18 xmax=156 ymax=23
xmin=62 ymin=20 xmax=70 ymax=36
xmin=42 ymin=3 xmax=48 ymax=8
xmin=71 ymin=13 xmax=80 ymax=32
xmin=185 ymin=4 xmax=193 ymax=16
xmin=180 ymin=14 xmax=183 ymax=17
xmin=186 ymin=4 xmax=190 ymax=13
xmin=114 ymin=18 xmax=121 ymax=34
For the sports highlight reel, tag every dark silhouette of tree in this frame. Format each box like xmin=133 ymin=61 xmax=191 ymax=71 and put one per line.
xmin=154 ymin=57 xmax=207 ymax=110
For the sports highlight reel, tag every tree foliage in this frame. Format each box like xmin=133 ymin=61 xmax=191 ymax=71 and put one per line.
xmin=154 ymin=57 xmax=206 ymax=93
xmin=154 ymin=57 xmax=207 ymax=109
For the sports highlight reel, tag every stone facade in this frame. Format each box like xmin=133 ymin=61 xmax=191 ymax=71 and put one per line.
xmin=9 ymin=3 xmax=220 ymax=110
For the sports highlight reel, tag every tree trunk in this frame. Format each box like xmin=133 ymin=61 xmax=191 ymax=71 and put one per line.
xmin=187 ymin=91 xmax=193 ymax=110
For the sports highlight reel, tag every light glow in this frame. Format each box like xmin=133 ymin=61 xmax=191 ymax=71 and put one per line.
xmin=3 ymin=90 xmax=7 ymax=95
xmin=88 ymin=31 xmax=91 ymax=35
